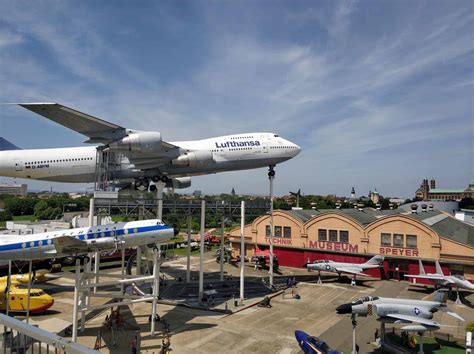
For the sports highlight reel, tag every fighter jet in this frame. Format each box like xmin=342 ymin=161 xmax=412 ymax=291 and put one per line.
xmin=335 ymin=289 xmax=464 ymax=332
xmin=306 ymin=255 xmax=384 ymax=285
xmin=405 ymin=259 xmax=474 ymax=292
xmin=294 ymin=330 xmax=339 ymax=354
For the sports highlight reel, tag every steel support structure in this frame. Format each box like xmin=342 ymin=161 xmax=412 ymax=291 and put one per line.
xmin=268 ymin=165 xmax=275 ymax=287
xmin=198 ymin=200 xmax=205 ymax=303
xmin=71 ymin=249 xmax=161 ymax=342
xmin=239 ymin=200 xmax=245 ymax=304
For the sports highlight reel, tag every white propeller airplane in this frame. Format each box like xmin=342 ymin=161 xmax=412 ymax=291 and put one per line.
xmin=0 ymin=219 xmax=174 ymax=260
xmin=306 ymin=255 xmax=385 ymax=285
xmin=405 ymin=259 xmax=474 ymax=292
xmin=0 ymin=103 xmax=301 ymax=190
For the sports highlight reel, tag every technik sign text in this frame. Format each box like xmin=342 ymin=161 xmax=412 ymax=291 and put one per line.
xmin=308 ymin=241 xmax=358 ymax=253
xmin=265 ymin=237 xmax=292 ymax=245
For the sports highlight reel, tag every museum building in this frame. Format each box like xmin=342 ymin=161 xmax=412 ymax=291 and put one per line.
xmin=228 ymin=207 xmax=474 ymax=282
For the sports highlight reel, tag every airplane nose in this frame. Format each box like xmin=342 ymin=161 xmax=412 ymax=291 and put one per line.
xmin=336 ymin=303 xmax=352 ymax=314
xmin=294 ymin=330 xmax=309 ymax=343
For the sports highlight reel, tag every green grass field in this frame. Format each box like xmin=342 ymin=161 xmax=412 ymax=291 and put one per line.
xmin=386 ymin=333 xmax=465 ymax=353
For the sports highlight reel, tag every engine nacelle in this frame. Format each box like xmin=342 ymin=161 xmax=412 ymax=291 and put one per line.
xmin=108 ymin=132 xmax=162 ymax=153
xmin=165 ymin=177 xmax=191 ymax=189
xmin=171 ymin=150 xmax=215 ymax=168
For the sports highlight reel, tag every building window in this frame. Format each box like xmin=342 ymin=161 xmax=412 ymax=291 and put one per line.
xmin=339 ymin=230 xmax=349 ymax=243
xmin=283 ymin=226 xmax=291 ymax=238
xmin=450 ymin=264 xmax=464 ymax=276
xmin=393 ymin=234 xmax=404 ymax=247
xmin=406 ymin=235 xmax=417 ymax=249
xmin=266 ymin=225 xmax=270 ymax=237
xmin=381 ymin=233 xmax=391 ymax=246
xmin=329 ymin=230 xmax=338 ymax=242
xmin=318 ymin=229 xmax=327 ymax=241
xmin=274 ymin=226 xmax=282 ymax=237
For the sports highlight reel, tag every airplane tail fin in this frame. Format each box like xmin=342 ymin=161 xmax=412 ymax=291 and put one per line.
xmin=365 ymin=255 xmax=384 ymax=266
xmin=435 ymin=261 xmax=444 ymax=275
xmin=418 ymin=259 xmax=426 ymax=275
xmin=0 ymin=137 xmax=21 ymax=151
xmin=422 ymin=289 xmax=448 ymax=303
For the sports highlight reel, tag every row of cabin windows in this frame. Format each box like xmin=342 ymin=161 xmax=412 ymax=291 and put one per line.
xmin=381 ymin=233 xmax=417 ymax=249
xmin=230 ymin=136 xmax=254 ymax=140
xmin=25 ymin=157 xmax=93 ymax=165
xmin=265 ymin=225 xmax=291 ymax=238
xmin=270 ymin=146 xmax=298 ymax=149
xmin=318 ymin=229 xmax=349 ymax=243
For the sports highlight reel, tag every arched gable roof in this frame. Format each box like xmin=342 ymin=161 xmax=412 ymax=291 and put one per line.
xmin=365 ymin=214 xmax=440 ymax=243
xmin=303 ymin=211 xmax=365 ymax=234
xmin=251 ymin=210 xmax=303 ymax=233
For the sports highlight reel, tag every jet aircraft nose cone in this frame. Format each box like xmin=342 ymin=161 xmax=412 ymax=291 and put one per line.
xmin=294 ymin=330 xmax=309 ymax=344
xmin=336 ymin=303 xmax=352 ymax=314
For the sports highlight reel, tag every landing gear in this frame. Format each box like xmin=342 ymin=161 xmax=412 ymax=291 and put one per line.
xmin=134 ymin=178 xmax=149 ymax=191
xmin=152 ymin=175 xmax=169 ymax=183
xmin=351 ymin=275 xmax=357 ymax=286
xmin=268 ymin=165 xmax=275 ymax=178
xmin=135 ymin=175 xmax=169 ymax=192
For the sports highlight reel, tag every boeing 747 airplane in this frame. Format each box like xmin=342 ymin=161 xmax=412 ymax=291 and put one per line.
xmin=0 ymin=103 xmax=301 ymax=190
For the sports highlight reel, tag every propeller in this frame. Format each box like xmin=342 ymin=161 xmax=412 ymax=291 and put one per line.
xmin=289 ymin=189 xmax=302 ymax=208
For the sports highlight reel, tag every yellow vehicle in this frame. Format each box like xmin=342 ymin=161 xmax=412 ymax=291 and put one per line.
xmin=0 ymin=270 xmax=54 ymax=313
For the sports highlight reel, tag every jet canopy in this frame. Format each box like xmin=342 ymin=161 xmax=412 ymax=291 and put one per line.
xmin=352 ymin=296 xmax=380 ymax=304
xmin=307 ymin=337 xmax=330 ymax=351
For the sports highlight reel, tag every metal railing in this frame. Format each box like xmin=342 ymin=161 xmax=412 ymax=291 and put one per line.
xmin=1 ymin=314 xmax=98 ymax=354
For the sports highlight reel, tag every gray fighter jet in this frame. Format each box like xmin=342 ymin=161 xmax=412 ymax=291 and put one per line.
xmin=335 ymin=289 xmax=464 ymax=332
xmin=306 ymin=255 xmax=384 ymax=285
xmin=405 ymin=259 xmax=474 ymax=292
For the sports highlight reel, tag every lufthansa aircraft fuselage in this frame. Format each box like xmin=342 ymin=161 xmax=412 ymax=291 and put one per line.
xmin=0 ymin=133 xmax=300 ymax=183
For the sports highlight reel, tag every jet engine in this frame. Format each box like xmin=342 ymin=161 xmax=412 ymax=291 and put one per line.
xmin=107 ymin=132 xmax=162 ymax=153
xmin=165 ymin=177 xmax=191 ymax=189
xmin=171 ymin=150 xmax=215 ymax=168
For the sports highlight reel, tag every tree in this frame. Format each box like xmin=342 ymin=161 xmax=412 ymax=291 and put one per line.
xmin=0 ymin=209 xmax=13 ymax=222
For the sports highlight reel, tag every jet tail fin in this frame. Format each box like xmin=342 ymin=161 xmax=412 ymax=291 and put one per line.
xmin=365 ymin=255 xmax=384 ymax=266
xmin=418 ymin=259 xmax=426 ymax=275
xmin=422 ymin=289 xmax=448 ymax=303
xmin=435 ymin=261 xmax=444 ymax=275
xmin=0 ymin=137 xmax=21 ymax=151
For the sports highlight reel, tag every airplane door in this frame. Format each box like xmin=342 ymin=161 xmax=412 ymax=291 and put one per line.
xmin=14 ymin=160 xmax=23 ymax=171
xmin=262 ymin=143 xmax=269 ymax=154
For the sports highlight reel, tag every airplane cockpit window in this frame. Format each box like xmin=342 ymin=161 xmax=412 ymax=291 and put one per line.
xmin=274 ymin=134 xmax=279 ymax=137
xmin=307 ymin=337 xmax=330 ymax=351
xmin=360 ymin=296 xmax=379 ymax=302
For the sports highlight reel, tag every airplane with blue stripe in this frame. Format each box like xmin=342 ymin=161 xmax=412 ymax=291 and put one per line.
xmin=0 ymin=219 xmax=174 ymax=260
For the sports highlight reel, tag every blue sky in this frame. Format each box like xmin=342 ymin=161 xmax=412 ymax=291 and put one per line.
xmin=0 ymin=1 xmax=472 ymax=198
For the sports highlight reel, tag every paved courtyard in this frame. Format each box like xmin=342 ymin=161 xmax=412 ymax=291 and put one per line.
xmin=9 ymin=251 xmax=472 ymax=353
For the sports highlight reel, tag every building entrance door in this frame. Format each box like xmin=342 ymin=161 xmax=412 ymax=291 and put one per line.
xmin=388 ymin=259 xmax=409 ymax=280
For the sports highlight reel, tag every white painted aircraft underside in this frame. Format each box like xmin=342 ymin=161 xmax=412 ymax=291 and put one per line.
xmin=0 ymin=103 xmax=301 ymax=189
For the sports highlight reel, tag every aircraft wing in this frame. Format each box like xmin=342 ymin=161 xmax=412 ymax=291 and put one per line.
xmin=385 ymin=313 xmax=440 ymax=330
xmin=53 ymin=236 xmax=90 ymax=254
xmin=405 ymin=274 xmax=454 ymax=283
xmin=333 ymin=266 xmax=371 ymax=277
xmin=18 ymin=103 xmax=178 ymax=149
